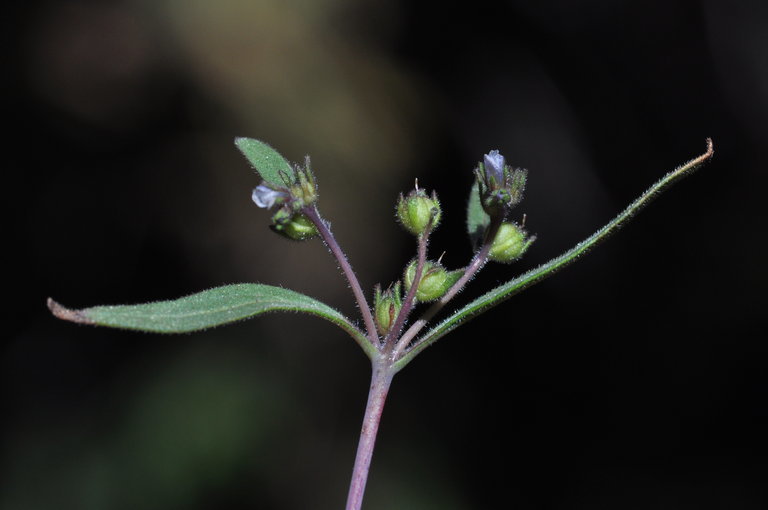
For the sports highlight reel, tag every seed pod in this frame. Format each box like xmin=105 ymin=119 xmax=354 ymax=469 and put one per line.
xmin=403 ymin=259 xmax=462 ymax=302
xmin=488 ymin=222 xmax=535 ymax=263
xmin=374 ymin=282 xmax=402 ymax=336
xmin=396 ymin=188 xmax=441 ymax=236
xmin=270 ymin=211 xmax=318 ymax=241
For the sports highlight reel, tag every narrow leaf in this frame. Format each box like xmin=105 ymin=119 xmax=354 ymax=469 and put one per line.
xmin=466 ymin=181 xmax=490 ymax=248
xmin=49 ymin=283 xmax=375 ymax=358
xmin=235 ymin=137 xmax=293 ymax=187
xmin=396 ymin=139 xmax=714 ymax=371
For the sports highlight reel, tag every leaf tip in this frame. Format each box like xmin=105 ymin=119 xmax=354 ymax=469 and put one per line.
xmin=704 ymin=137 xmax=714 ymax=158
xmin=47 ymin=298 xmax=93 ymax=325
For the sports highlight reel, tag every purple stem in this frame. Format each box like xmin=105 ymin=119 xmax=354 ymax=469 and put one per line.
xmin=382 ymin=233 xmax=428 ymax=351
xmin=345 ymin=361 xmax=394 ymax=510
xmin=303 ymin=205 xmax=380 ymax=349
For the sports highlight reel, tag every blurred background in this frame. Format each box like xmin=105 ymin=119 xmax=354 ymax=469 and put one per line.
xmin=4 ymin=0 xmax=767 ymax=508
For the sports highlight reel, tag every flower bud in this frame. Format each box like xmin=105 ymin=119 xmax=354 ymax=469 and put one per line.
xmin=483 ymin=150 xmax=505 ymax=184
xmin=488 ymin=222 xmax=535 ymax=263
xmin=374 ymin=282 xmax=402 ymax=336
xmin=403 ymin=259 xmax=462 ymax=302
xmin=396 ymin=187 xmax=441 ymax=236
xmin=474 ymin=150 xmax=527 ymax=217
xmin=270 ymin=210 xmax=318 ymax=241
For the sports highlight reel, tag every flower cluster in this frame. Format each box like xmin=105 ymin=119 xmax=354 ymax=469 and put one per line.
xmin=246 ymin=144 xmax=535 ymax=329
xmin=251 ymin=156 xmax=319 ymax=241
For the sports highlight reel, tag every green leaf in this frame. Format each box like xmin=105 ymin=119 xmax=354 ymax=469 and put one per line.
xmin=395 ymin=139 xmax=714 ymax=371
xmin=234 ymin=137 xmax=294 ymax=188
xmin=466 ymin=181 xmax=490 ymax=248
xmin=49 ymin=284 xmax=375 ymax=359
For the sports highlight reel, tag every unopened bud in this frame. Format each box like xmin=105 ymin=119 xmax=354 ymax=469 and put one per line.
xmin=474 ymin=150 xmax=528 ymax=217
xmin=403 ymin=259 xmax=462 ymax=302
xmin=374 ymin=282 xmax=402 ymax=336
xmin=483 ymin=150 xmax=506 ymax=184
xmin=396 ymin=187 xmax=441 ymax=236
xmin=488 ymin=222 xmax=535 ymax=263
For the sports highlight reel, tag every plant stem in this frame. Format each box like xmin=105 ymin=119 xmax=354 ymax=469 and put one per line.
xmin=303 ymin=205 xmax=380 ymax=349
xmin=382 ymin=233 xmax=428 ymax=349
xmin=345 ymin=359 xmax=394 ymax=510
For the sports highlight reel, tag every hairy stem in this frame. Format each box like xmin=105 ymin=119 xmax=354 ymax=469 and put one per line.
xmin=345 ymin=360 xmax=394 ymax=510
xmin=392 ymin=214 xmax=503 ymax=359
xmin=383 ymin=233 xmax=428 ymax=350
xmin=303 ymin=205 xmax=380 ymax=350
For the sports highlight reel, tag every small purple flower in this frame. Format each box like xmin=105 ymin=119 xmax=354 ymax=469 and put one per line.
xmin=252 ymin=184 xmax=288 ymax=209
xmin=483 ymin=150 xmax=506 ymax=183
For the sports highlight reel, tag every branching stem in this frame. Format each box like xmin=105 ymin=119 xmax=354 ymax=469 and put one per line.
xmin=383 ymin=233 xmax=429 ymax=351
xmin=303 ymin=205 xmax=380 ymax=350
xmin=392 ymin=214 xmax=503 ymax=360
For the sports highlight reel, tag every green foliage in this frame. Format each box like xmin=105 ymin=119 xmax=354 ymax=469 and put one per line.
xmin=48 ymin=284 xmax=374 ymax=358
xmin=52 ymin=138 xmax=713 ymax=370
xmin=235 ymin=137 xmax=294 ymax=188
xmin=49 ymin=136 xmax=712 ymax=510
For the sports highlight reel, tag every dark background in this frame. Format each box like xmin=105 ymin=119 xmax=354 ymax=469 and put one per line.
xmin=4 ymin=1 xmax=767 ymax=509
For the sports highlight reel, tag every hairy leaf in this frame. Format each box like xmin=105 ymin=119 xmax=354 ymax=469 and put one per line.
xmin=235 ymin=137 xmax=293 ymax=188
xmin=49 ymin=284 xmax=375 ymax=358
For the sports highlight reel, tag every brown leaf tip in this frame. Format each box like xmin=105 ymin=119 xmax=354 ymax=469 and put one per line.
xmin=47 ymin=298 xmax=93 ymax=324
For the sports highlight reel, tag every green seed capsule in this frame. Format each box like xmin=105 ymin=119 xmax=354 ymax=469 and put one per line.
xmin=396 ymin=188 xmax=441 ymax=236
xmin=270 ymin=211 xmax=318 ymax=241
xmin=374 ymin=282 xmax=402 ymax=336
xmin=488 ymin=222 xmax=534 ymax=263
xmin=403 ymin=260 xmax=462 ymax=302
